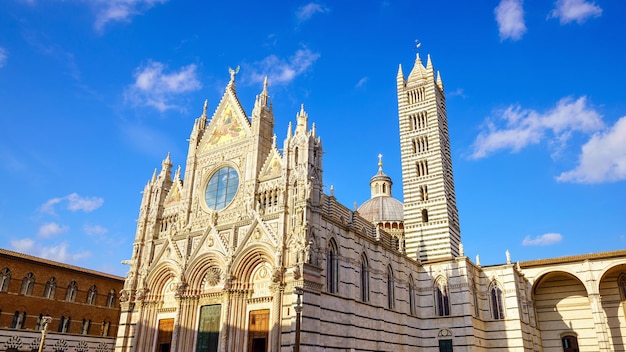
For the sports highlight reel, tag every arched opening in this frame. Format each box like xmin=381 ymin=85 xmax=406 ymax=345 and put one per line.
xmin=435 ymin=278 xmax=450 ymax=316
xmin=327 ymin=239 xmax=339 ymax=293
xmin=360 ymin=254 xmax=369 ymax=302
xmin=598 ymin=263 xmax=626 ymax=350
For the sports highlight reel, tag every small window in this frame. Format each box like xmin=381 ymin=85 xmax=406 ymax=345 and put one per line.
xmin=81 ymin=319 xmax=91 ymax=335
xmin=86 ymin=285 xmax=97 ymax=305
xmin=435 ymin=279 xmax=451 ymax=316
xmin=326 ymin=239 xmax=339 ymax=293
xmin=561 ymin=335 xmax=579 ymax=352
xmin=66 ymin=281 xmax=78 ymax=302
xmin=101 ymin=321 xmax=111 ymax=336
xmin=387 ymin=266 xmax=395 ymax=309
xmin=409 ymin=275 xmax=416 ymax=315
xmin=0 ymin=267 xmax=11 ymax=292
xmin=11 ymin=311 xmax=26 ymax=329
xmin=20 ymin=272 xmax=35 ymax=295
xmin=422 ymin=209 xmax=429 ymax=223
xmin=618 ymin=274 xmax=626 ymax=300
xmin=106 ymin=289 xmax=116 ymax=308
xmin=44 ymin=277 xmax=56 ymax=299
xmin=490 ymin=282 xmax=505 ymax=320
xmin=360 ymin=254 xmax=369 ymax=302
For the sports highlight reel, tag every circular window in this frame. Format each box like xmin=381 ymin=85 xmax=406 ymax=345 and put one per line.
xmin=205 ymin=166 xmax=239 ymax=210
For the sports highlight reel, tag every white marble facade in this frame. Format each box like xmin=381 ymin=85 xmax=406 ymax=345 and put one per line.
xmin=114 ymin=56 xmax=626 ymax=352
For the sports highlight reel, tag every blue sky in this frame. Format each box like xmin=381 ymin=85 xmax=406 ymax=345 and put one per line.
xmin=1 ymin=0 xmax=624 ymax=276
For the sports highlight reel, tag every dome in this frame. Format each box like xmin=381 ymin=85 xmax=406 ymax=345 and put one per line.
xmin=358 ymin=154 xmax=404 ymax=223
xmin=358 ymin=196 xmax=404 ymax=223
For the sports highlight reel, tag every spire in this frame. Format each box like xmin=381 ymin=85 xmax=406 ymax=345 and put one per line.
xmin=160 ymin=152 xmax=172 ymax=179
xmin=426 ymin=54 xmax=433 ymax=71
xmin=151 ymin=168 xmax=157 ymax=183
xmin=436 ymin=71 xmax=444 ymax=91
xmin=203 ymin=99 xmax=208 ymax=116
xmin=263 ymin=76 xmax=268 ymax=95
xmin=296 ymin=104 xmax=308 ymax=135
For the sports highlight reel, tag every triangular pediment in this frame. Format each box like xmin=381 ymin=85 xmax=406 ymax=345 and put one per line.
xmin=203 ymin=89 xmax=251 ymax=149
xmin=259 ymin=149 xmax=283 ymax=181
xmin=164 ymin=179 xmax=183 ymax=205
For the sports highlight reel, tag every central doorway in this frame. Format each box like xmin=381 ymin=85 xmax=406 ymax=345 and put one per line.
xmin=156 ymin=318 xmax=174 ymax=352
xmin=247 ymin=309 xmax=270 ymax=352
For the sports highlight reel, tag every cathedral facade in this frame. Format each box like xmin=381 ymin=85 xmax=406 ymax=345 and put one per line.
xmin=114 ymin=54 xmax=626 ymax=352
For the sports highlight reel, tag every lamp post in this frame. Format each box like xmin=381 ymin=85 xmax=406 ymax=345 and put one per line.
xmin=294 ymin=287 xmax=303 ymax=352
xmin=38 ymin=316 xmax=52 ymax=352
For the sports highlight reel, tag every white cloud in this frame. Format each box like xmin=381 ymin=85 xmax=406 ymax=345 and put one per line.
xmin=296 ymin=3 xmax=330 ymax=23
xmin=125 ymin=61 xmax=202 ymax=112
xmin=93 ymin=0 xmax=168 ymax=32
xmin=557 ymin=116 xmax=626 ymax=183
xmin=495 ymin=0 xmax=527 ymax=41
xmin=38 ymin=222 xmax=69 ymax=238
xmin=548 ymin=0 xmax=602 ymax=24
xmin=0 ymin=47 xmax=7 ymax=68
xmin=39 ymin=193 xmax=104 ymax=215
xmin=9 ymin=238 xmax=91 ymax=263
xmin=247 ymin=48 xmax=320 ymax=86
xmin=471 ymin=96 xmax=603 ymax=159
xmin=522 ymin=233 xmax=563 ymax=246
xmin=355 ymin=77 xmax=368 ymax=88
xmin=84 ymin=224 xmax=108 ymax=236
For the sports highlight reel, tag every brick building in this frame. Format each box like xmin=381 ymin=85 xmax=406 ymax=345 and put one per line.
xmin=0 ymin=248 xmax=124 ymax=351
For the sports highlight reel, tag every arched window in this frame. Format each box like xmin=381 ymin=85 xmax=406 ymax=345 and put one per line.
xmin=435 ymin=278 xmax=450 ymax=316
xmin=44 ymin=277 xmax=56 ymax=299
xmin=360 ymin=254 xmax=369 ymax=302
xmin=66 ymin=281 xmax=78 ymax=302
xmin=20 ymin=272 xmax=35 ymax=295
xmin=86 ymin=285 xmax=97 ymax=305
xmin=35 ymin=314 xmax=43 ymax=331
xmin=58 ymin=316 xmax=71 ymax=333
xmin=490 ymin=282 xmax=505 ymax=320
xmin=81 ymin=319 xmax=91 ymax=335
xmin=387 ymin=266 xmax=395 ymax=309
xmin=11 ymin=311 xmax=26 ymax=329
xmin=0 ymin=267 xmax=11 ymax=292
xmin=473 ymin=281 xmax=480 ymax=318
xmin=409 ymin=275 xmax=416 ymax=315
xmin=106 ymin=289 xmax=116 ymax=308
xmin=101 ymin=321 xmax=111 ymax=336
xmin=326 ymin=239 xmax=339 ymax=293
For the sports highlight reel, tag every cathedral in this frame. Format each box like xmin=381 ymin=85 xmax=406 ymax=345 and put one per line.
xmin=114 ymin=53 xmax=626 ymax=352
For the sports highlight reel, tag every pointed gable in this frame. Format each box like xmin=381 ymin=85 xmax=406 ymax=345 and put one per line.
xmin=203 ymin=87 xmax=251 ymax=150
xmin=259 ymin=149 xmax=283 ymax=181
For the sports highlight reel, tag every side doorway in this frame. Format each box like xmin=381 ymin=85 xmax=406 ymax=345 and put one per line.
xmin=247 ymin=309 xmax=270 ymax=352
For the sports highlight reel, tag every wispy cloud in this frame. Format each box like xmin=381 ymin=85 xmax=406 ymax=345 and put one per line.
xmin=523 ymin=233 xmax=563 ymax=246
xmin=38 ymin=222 xmax=69 ymax=238
xmin=470 ymin=96 xmax=603 ymax=159
xmin=10 ymin=238 xmax=91 ymax=263
xmin=548 ymin=0 xmax=602 ymax=24
xmin=247 ymin=48 xmax=320 ymax=86
xmin=39 ymin=193 xmax=104 ymax=215
xmin=93 ymin=0 xmax=168 ymax=32
xmin=355 ymin=77 xmax=368 ymax=88
xmin=84 ymin=224 xmax=108 ymax=236
xmin=557 ymin=116 xmax=626 ymax=183
xmin=296 ymin=3 xmax=330 ymax=23
xmin=495 ymin=0 xmax=527 ymax=41
xmin=0 ymin=47 xmax=7 ymax=68
xmin=125 ymin=61 xmax=202 ymax=112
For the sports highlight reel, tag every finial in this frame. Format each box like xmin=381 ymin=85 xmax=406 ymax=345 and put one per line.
xmin=263 ymin=76 xmax=268 ymax=93
xmin=272 ymin=134 xmax=277 ymax=148
xmin=228 ymin=65 xmax=240 ymax=85
xmin=353 ymin=201 xmax=357 ymax=211
xmin=506 ymin=250 xmax=511 ymax=264
xmin=459 ymin=242 xmax=464 ymax=256
xmin=300 ymin=103 xmax=306 ymax=116
xmin=330 ymin=185 xmax=334 ymax=197
xmin=476 ymin=254 xmax=481 ymax=266
xmin=377 ymin=153 xmax=383 ymax=169
xmin=203 ymin=99 xmax=208 ymax=115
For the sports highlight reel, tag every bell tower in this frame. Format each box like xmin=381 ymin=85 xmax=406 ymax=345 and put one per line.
xmin=397 ymin=52 xmax=460 ymax=261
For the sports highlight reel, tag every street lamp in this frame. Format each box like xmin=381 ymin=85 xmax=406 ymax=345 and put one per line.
xmin=38 ymin=316 xmax=52 ymax=352
xmin=294 ymin=287 xmax=303 ymax=352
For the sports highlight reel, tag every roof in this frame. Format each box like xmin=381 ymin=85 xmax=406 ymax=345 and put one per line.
xmin=0 ymin=247 xmax=125 ymax=281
